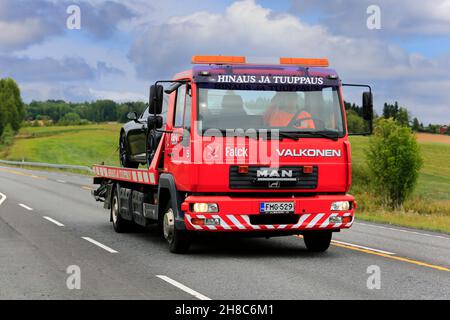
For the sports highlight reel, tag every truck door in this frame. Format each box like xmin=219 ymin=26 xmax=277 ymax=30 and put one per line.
xmin=165 ymin=82 xmax=192 ymax=187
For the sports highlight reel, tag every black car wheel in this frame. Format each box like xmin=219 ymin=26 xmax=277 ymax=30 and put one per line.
xmin=146 ymin=130 xmax=163 ymax=167
xmin=120 ymin=132 xmax=139 ymax=168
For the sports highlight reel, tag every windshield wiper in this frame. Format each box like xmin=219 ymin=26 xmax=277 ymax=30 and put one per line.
xmin=299 ymin=131 xmax=339 ymax=141
xmin=280 ymin=130 xmax=339 ymax=141
xmin=277 ymin=132 xmax=301 ymax=141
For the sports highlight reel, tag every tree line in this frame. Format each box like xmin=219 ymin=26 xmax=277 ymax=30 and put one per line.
xmin=26 ymin=100 xmax=146 ymax=125
xmin=345 ymin=101 xmax=449 ymax=135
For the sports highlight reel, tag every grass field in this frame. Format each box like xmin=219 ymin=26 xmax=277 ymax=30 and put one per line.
xmin=349 ymin=133 xmax=450 ymax=233
xmin=0 ymin=124 xmax=121 ymax=167
xmin=1 ymin=124 xmax=449 ymax=233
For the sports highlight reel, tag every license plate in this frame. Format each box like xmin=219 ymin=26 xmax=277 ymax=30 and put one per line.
xmin=260 ymin=202 xmax=294 ymax=214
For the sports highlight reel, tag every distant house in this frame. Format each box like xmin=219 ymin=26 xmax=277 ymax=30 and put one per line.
xmin=440 ymin=126 xmax=449 ymax=134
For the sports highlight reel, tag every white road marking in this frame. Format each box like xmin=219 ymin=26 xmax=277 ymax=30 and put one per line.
xmin=355 ymin=222 xmax=450 ymax=240
xmin=82 ymin=237 xmax=118 ymax=253
xmin=18 ymin=203 xmax=33 ymax=211
xmin=156 ymin=275 xmax=211 ymax=300
xmin=43 ymin=216 xmax=64 ymax=227
xmin=331 ymin=240 xmax=396 ymax=255
xmin=56 ymin=180 xmax=66 ymax=184
xmin=0 ymin=192 xmax=6 ymax=206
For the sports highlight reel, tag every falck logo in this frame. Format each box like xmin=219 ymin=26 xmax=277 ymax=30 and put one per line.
xmin=256 ymin=168 xmax=297 ymax=186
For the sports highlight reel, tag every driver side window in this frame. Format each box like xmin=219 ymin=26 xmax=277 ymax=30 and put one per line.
xmin=174 ymin=84 xmax=187 ymax=127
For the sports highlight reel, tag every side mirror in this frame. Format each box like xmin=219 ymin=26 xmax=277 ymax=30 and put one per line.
xmin=149 ymin=85 xmax=164 ymax=115
xmin=362 ymin=91 xmax=373 ymax=121
xmin=127 ymin=111 xmax=138 ymax=122
xmin=147 ymin=115 xmax=163 ymax=129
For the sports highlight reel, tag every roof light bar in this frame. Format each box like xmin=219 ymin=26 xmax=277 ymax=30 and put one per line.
xmin=280 ymin=57 xmax=329 ymax=67
xmin=192 ymin=55 xmax=246 ymax=64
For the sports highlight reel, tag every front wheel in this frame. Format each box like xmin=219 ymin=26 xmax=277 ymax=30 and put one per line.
xmin=303 ymin=231 xmax=332 ymax=252
xmin=163 ymin=206 xmax=191 ymax=254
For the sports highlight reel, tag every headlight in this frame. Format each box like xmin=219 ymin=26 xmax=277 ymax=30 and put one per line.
xmin=330 ymin=201 xmax=351 ymax=211
xmin=192 ymin=203 xmax=219 ymax=213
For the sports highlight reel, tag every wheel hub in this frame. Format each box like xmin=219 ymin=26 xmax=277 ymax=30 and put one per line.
xmin=163 ymin=208 xmax=175 ymax=242
xmin=112 ymin=196 xmax=119 ymax=223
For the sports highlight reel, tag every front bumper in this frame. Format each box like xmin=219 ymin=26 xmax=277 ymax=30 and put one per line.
xmin=181 ymin=194 xmax=355 ymax=232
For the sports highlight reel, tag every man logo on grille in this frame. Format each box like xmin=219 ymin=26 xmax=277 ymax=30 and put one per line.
xmin=269 ymin=181 xmax=281 ymax=188
xmin=256 ymin=169 xmax=296 ymax=184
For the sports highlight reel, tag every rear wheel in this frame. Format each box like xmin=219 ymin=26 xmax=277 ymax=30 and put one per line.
xmin=303 ymin=231 xmax=332 ymax=252
xmin=163 ymin=205 xmax=191 ymax=254
xmin=111 ymin=187 xmax=132 ymax=233
xmin=120 ymin=133 xmax=139 ymax=169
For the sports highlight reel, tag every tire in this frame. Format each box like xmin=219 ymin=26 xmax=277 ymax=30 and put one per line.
xmin=146 ymin=130 xmax=163 ymax=167
xmin=162 ymin=204 xmax=191 ymax=254
xmin=120 ymin=132 xmax=139 ymax=169
xmin=303 ymin=231 xmax=332 ymax=252
xmin=111 ymin=186 xmax=132 ymax=233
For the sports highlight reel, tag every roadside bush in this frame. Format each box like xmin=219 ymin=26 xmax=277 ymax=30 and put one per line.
xmin=58 ymin=112 xmax=84 ymax=126
xmin=366 ymin=118 xmax=423 ymax=209
xmin=346 ymin=110 xmax=365 ymax=133
xmin=0 ymin=123 xmax=15 ymax=146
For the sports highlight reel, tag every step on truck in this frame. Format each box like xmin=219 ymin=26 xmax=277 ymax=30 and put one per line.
xmin=92 ymin=55 xmax=373 ymax=253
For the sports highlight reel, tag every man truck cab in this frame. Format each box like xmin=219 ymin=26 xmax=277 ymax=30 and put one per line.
xmin=94 ymin=55 xmax=373 ymax=253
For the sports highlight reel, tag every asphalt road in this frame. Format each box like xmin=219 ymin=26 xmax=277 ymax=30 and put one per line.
xmin=0 ymin=165 xmax=449 ymax=300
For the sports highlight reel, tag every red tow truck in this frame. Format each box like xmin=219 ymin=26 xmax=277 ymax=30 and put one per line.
xmin=92 ymin=55 xmax=373 ymax=253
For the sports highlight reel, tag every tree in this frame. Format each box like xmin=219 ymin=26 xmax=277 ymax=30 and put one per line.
xmin=412 ymin=118 xmax=420 ymax=131
xmin=0 ymin=123 xmax=14 ymax=146
xmin=0 ymin=77 xmax=25 ymax=136
xmin=346 ymin=109 xmax=365 ymax=133
xmin=59 ymin=112 xmax=81 ymax=125
xmin=366 ymin=118 xmax=423 ymax=209
xmin=397 ymin=107 xmax=410 ymax=127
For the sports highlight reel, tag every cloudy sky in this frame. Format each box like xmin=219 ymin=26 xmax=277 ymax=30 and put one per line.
xmin=0 ymin=0 xmax=449 ymax=124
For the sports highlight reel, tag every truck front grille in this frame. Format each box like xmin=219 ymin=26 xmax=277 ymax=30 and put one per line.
xmin=229 ymin=166 xmax=318 ymax=190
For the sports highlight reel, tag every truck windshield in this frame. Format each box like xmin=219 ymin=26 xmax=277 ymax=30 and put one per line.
xmin=197 ymin=84 xmax=345 ymax=136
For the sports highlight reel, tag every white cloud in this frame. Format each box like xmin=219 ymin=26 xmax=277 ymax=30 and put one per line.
xmin=0 ymin=19 xmax=48 ymax=51
xmin=0 ymin=0 xmax=135 ymax=52
xmin=129 ymin=0 xmax=446 ymax=81
xmin=290 ymin=0 xmax=450 ymax=36
xmin=89 ymin=88 xmax=146 ymax=101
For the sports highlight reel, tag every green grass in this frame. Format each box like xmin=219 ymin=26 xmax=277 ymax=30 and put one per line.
xmin=349 ymin=135 xmax=450 ymax=233
xmin=349 ymin=136 xmax=450 ymax=201
xmin=0 ymin=124 xmax=121 ymax=167
xmin=356 ymin=211 xmax=450 ymax=234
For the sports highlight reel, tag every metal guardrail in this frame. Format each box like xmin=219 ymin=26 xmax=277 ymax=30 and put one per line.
xmin=0 ymin=159 xmax=92 ymax=173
